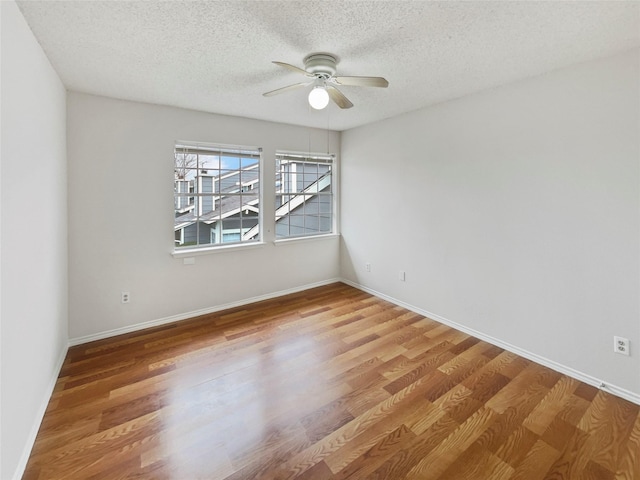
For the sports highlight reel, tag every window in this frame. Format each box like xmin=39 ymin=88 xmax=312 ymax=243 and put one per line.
xmin=174 ymin=142 xmax=261 ymax=249
xmin=275 ymin=151 xmax=334 ymax=239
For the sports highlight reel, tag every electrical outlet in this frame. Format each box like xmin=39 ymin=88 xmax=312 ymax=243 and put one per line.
xmin=365 ymin=263 xmax=371 ymax=272
xmin=121 ymin=291 xmax=130 ymax=304
xmin=613 ymin=336 xmax=629 ymax=356
xmin=399 ymin=271 xmax=406 ymax=281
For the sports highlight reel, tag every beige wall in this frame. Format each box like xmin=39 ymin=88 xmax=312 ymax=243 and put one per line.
xmin=1 ymin=2 xmax=68 ymax=478
xmin=67 ymin=92 xmax=341 ymax=341
xmin=341 ymin=49 xmax=640 ymax=400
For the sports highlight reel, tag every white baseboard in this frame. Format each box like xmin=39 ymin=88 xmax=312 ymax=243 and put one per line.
xmin=12 ymin=342 xmax=68 ymax=480
xmin=15 ymin=279 xmax=341 ymax=478
xmin=69 ymin=278 xmax=342 ymax=346
xmin=341 ymin=278 xmax=640 ymax=406
xmin=12 ymin=277 xmax=638 ymax=480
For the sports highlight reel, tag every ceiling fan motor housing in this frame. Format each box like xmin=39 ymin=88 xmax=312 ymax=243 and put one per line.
xmin=304 ymin=53 xmax=338 ymax=78
xmin=265 ymin=52 xmax=387 ymax=109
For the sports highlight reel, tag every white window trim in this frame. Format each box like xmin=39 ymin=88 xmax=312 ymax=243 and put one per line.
xmin=274 ymin=232 xmax=340 ymax=246
xmin=173 ymin=141 xmax=262 ymax=253
xmin=275 ymin=150 xmax=336 ymax=241
xmin=172 ymin=241 xmax=267 ymax=258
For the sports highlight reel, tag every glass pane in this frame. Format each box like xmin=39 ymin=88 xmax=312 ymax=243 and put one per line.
xmin=275 ymin=224 xmax=288 ymax=238
xmin=241 ymin=212 xmax=259 ymax=241
xmin=286 ymin=210 xmax=305 ymax=236
xmin=199 ymin=154 xmax=219 ymax=171
xmin=303 ymin=173 xmax=319 ymax=192
xmin=219 ymin=169 xmax=239 ymax=193
xmin=240 ymin=168 xmax=259 ymax=187
xmin=212 ymin=171 xmax=221 ymax=195
xmin=319 ymin=214 xmax=332 ymax=233
xmin=300 ymin=162 xmax=313 ymax=174
xmin=240 ymin=190 xmax=259 ymax=242
xmin=173 ymin=218 xmax=201 ymax=248
xmin=285 ymin=170 xmax=293 ymax=193
xmin=320 ymin=177 xmax=331 ymax=194
xmin=306 ymin=214 xmax=320 ymax=234
xmin=206 ymin=198 xmax=222 ymax=246
xmin=174 ymin=195 xmax=195 ymax=214
xmin=241 ymin=210 xmax=259 ymax=224
xmin=181 ymin=223 xmax=198 ymax=247
xmin=276 ymin=197 xmax=290 ymax=237
xmin=305 ymin=197 xmax=320 ymax=215
xmin=241 ymin=157 xmax=259 ymax=169
xmin=289 ymin=224 xmax=306 ymax=236
xmin=318 ymin=194 xmax=331 ymax=213
xmin=222 ymin=218 xmax=241 ymax=243
xmin=222 ymin=231 xmax=241 ymax=243
xmin=200 ymin=175 xmax=214 ymax=194
xmin=175 ymin=153 xmax=198 ymax=177
xmin=242 ymin=193 xmax=259 ymax=209
xmin=305 ymin=196 xmax=320 ymax=235
xmin=196 ymin=222 xmax=216 ymax=247
xmin=221 ymin=156 xmax=240 ymax=171
xmin=175 ymin=167 xmax=197 ymax=184
xmin=198 ymin=196 xmax=217 ymax=218
xmin=320 ymin=170 xmax=332 ymax=194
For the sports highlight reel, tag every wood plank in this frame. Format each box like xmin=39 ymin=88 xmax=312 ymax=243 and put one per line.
xmin=614 ymin=410 xmax=640 ymax=479
xmin=21 ymin=282 xmax=639 ymax=479
xmin=577 ymin=390 xmax=639 ymax=472
xmin=509 ymin=439 xmax=561 ymax=480
xmin=404 ymin=407 xmax=499 ymax=479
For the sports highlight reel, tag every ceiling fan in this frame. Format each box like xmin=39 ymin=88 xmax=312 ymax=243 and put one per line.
xmin=263 ymin=53 xmax=389 ymax=110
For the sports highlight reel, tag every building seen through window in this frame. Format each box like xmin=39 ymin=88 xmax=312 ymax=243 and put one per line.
xmin=275 ymin=151 xmax=334 ymax=239
xmin=174 ymin=143 xmax=261 ymax=248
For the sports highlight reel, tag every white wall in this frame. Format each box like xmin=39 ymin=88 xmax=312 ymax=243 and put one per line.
xmin=341 ymin=49 xmax=640 ymax=399
xmin=67 ymin=93 xmax=340 ymax=341
xmin=0 ymin=2 xmax=68 ymax=479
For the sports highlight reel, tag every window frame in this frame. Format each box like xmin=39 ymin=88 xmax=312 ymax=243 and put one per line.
xmin=173 ymin=141 xmax=263 ymax=253
xmin=274 ymin=150 xmax=336 ymax=241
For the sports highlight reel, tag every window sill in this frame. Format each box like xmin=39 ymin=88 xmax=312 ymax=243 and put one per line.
xmin=274 ymin=233 xmax=340 ymax=247
xmin=172 ymin=241 xmax=266 ymax=258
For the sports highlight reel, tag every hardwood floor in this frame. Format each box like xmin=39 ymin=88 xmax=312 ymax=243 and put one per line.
xmin=23 ymin=283 xmax=639 ymax=479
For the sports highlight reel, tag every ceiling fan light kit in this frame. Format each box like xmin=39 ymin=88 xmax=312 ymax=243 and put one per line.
xmin=308 ymin=85 xmax=330 ymax=110
xmin=264 ymin=52 xmax=389 ymax=110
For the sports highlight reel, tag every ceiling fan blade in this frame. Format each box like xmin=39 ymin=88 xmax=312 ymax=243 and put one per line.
xmin=263 ymin=82 xmax=311 ymax=97
xmin=273 ymin=61 xmax=310 ymax=76
xmin=326 ymin=85 xmax=354 ymax=109
xmin=334 ymin=76 xmax=389 ymax=88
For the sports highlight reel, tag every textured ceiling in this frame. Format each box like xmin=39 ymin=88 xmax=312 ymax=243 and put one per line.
xmin=16 ymin=1 xmax=640 ymax=131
